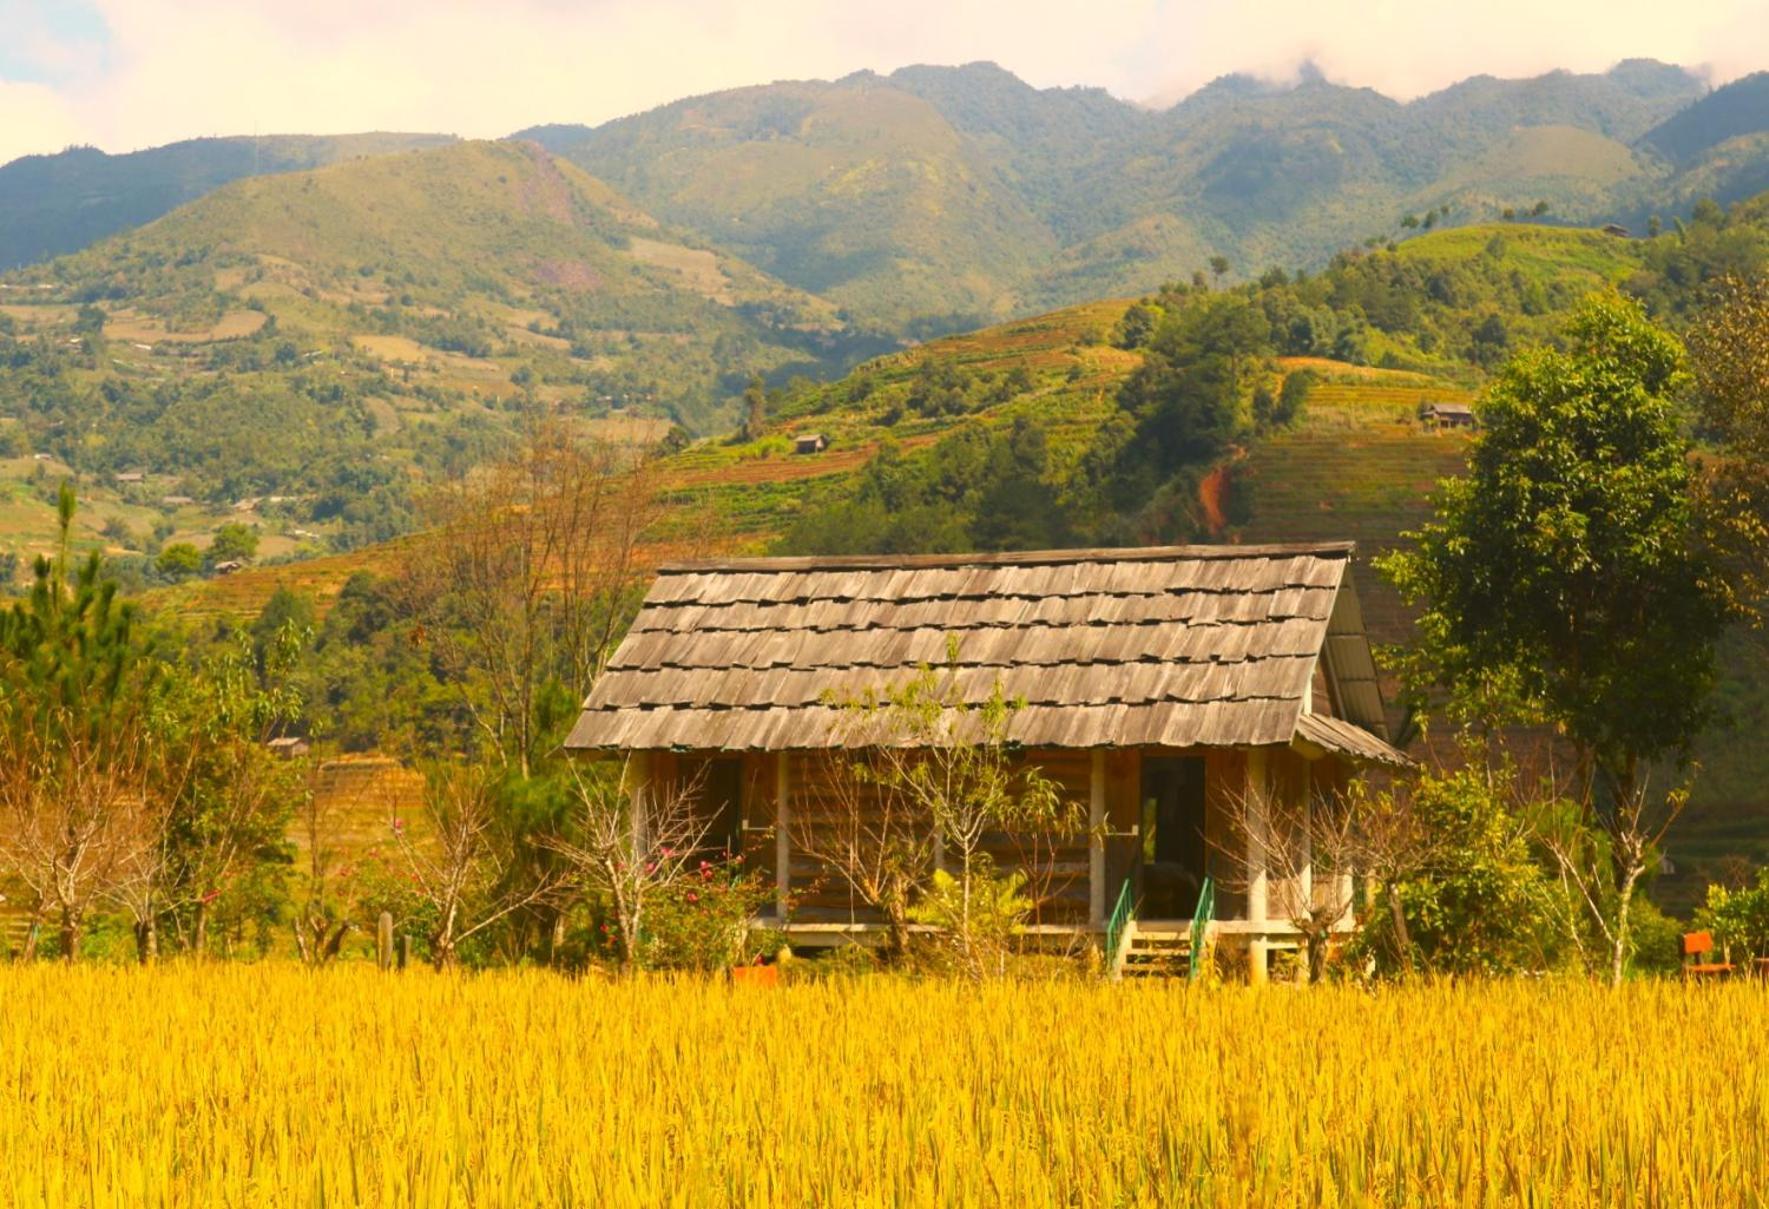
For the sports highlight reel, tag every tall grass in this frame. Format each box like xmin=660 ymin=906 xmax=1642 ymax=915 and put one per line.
xmin=2 ymin=966 xmax=1763 ymax=1206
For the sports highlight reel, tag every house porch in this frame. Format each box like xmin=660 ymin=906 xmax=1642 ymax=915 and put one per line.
xmin=629 ymin=739 xmax=1361 ymax=981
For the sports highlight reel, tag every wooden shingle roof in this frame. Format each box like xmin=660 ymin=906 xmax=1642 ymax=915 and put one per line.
xmin=566 ymin=542 xmax=1405 ymax=760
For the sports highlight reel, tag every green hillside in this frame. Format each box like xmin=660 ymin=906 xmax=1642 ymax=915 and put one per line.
xmin=0 ymin=132 xmax=457 ymax=270
xmin=537 ymin=60 xmax=1731 ymax=330
xmin=0 ymin=140 xmax=882 ymax=578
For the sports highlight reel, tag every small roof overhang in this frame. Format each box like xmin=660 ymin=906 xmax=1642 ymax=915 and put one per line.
xmin=1290 ymin=712 xmax=1413 ymax=767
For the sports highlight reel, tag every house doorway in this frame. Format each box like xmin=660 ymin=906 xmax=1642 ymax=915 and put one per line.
xmin=681 ymin=755 xmax=744 ymax=861
xmin=1139 ymin=757 xmax=1207 ymax=918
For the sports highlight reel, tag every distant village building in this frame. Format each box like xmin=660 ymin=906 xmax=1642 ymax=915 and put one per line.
xmin=794 ymin=433 xmax=829 ymax=455
xmin=212 ymin=559 xmax=247 ymax=576
xmin=160 ymin=495 xmax=195 ymax=507
xmin=1419 ymin=402 xmax=1477 ymax=430
xmin=1601 ymin=223 xmax=1631 ymax=238
xmin=114 ymin=472 xmax=144 ymax=484
xmin=267 ymin=737 xmax=311 ymax=759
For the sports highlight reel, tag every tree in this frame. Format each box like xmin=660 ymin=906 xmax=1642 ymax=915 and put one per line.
xmin=156 ymin=543 xmax=202 ymax=580
xmin=390 ymin=763 xmax=563 ymax=969
xmin=206 ymin=523 xmax=259 ymax=567
xmin=401 ymin=419 xmax=662 ymax=775
xmin=100 ymin=517 xmax=135 ymax=549
xmin=106 ymin=626 xmax=304 ymax=962
xmin=1113 ymin=294 xmax=1270 ymax=492
xmin=546 ymin=758 xmax=713 ymax=971
xmin=1382 ymin=295 xmax=1741 ymax=984
xmin=738 ymin=373 xmax=768 ymax=442
xmin=791 ymin=720 xmax=936 ymax=961
xmin=847 ymin=649 xmax=1068 ymax=979
xmin=1208 ymin=255 xmax=1231 ymax=281
xmin=1686 ymin=274 xmax=1769 ymax=613
xmin=0 ymin=485 xmax=155 ymax=960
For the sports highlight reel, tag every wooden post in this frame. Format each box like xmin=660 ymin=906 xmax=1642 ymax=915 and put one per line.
xmin=775 ymin=751 xmax=791 ymax=920
xmin=1245 ymin=748 xmax=1270 ymax=984
xmin=627 ymin=751 xmax=652 ymax=855
xmin=398 ymin=933 xmax=410 ymax=971
xmin=376 ymin=911 xmax=393 ymax=971
xmin=1088 ymin=749 xmax=1106 ymax=926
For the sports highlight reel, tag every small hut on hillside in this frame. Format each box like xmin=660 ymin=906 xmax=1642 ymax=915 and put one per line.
xmin=566 ymin=542 xmax=1408 ymax=978
xmin=1419 ymin=401 xmax=1476 ymax=430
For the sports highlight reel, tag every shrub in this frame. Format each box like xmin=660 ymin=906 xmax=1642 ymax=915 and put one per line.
xmin=639 ymin=859 xmax=772 ymax=971
xmin=908 ymin=863 xmax=1033 ymax=979
xmin=1696 ymin=870 xmax=1769 ymax=963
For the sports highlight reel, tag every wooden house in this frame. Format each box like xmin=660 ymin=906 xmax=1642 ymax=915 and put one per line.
xmin=794 ymin=433 xmax=829 ymax=455
xmin=1419 ymin=401 xmax=1476 ymax=430
xmin=565 ymin=542 xmax=1409 ymax=979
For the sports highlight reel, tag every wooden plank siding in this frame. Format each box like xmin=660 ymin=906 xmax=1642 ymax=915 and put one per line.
xmin=650 ymin=742 xmax=1349 ymax=932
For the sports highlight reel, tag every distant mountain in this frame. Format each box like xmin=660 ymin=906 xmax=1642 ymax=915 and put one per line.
xmin=5 ymin=59 xmax=1760 ymax=341
xmin=0 ymin=132 xmax=457 ymax=269
xmin=1641 ymin=72 xmax=1769 ymax=165
xmin=538 ymin=60 xmax=1721 ymax=329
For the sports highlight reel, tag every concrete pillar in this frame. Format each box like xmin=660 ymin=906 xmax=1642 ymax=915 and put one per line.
xmin=1088 ymin=749 xmax=1106 ymax=926
xmin=775 ymin=751 xmax=791 ymax=920
xmin=1246 ymin=748 xmax=1269 ymax=984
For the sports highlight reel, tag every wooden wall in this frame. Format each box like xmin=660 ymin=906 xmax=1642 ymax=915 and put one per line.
xmin=642 ymin=742 xmax=1353 ymax=929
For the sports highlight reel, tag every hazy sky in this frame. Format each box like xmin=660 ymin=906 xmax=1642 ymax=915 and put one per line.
xmin=2 ymin=0 xmax=1767 ymax=166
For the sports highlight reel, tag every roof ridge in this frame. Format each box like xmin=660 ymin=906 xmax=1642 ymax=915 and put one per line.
xmin=659 ymin=541 xmax=1357 ymax=574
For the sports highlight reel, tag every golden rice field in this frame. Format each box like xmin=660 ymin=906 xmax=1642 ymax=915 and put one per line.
xmin=3 ymin=966 xmax=1766 ymax=1207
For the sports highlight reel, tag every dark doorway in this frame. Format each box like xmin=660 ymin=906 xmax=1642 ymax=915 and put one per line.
xmin=1139 ymin=757 xmax=1207 ymax=918
xmin=686 ymin=756 xmax=744 ymax=861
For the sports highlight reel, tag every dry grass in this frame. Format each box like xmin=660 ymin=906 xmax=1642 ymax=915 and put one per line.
xmin=0 ymin=967 xmax=1763 ymax=1207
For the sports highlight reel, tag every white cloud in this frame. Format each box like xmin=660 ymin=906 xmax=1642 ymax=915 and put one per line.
xmin=2 ymin=0 xmax=1766 ymax=162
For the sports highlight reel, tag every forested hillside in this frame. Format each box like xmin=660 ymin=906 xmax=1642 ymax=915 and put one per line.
xmin=536 ymin=59 xmax=1758 ymax=330
xmin=0 ymin=140 xmax=882 ymax=580
xmin=10 ymin=59 xmax=1768 ymax=343
xmin=0 ymin=132 xmax=457 ymax=269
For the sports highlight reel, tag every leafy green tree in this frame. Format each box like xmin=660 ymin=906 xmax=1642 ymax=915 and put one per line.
xmin=1687 ymin=274 xmax=1769 ymax=612
xmin=1382 ymin=295 xmax=1741 ymax=983
xmin=1353 ymin=768 xmax=1564 ymax=978
xmin=738 ymin=373 xmax=768 ymax=442
xmin=156 ymin=543 xmax=202 ymax=580
xmin=1113 ymin=294 xmax=1270 ymax=494
xmin=206 ymin=523 xmax=260 ymax=566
